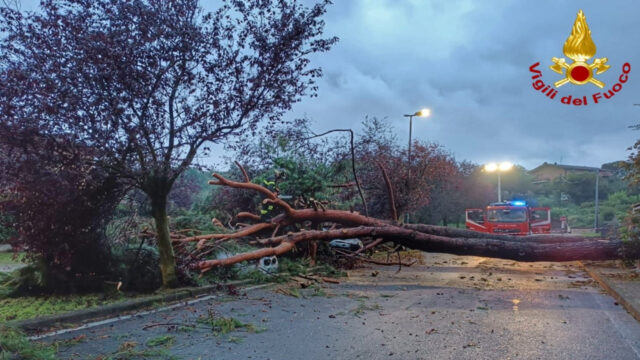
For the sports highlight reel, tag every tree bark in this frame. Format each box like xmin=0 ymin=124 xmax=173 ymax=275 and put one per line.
xmin=151 ymin=195 xmax=179 ymax=288
xmin=196 ymin=226 xmax=628 ymax=271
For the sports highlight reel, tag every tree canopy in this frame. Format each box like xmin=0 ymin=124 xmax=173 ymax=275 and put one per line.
xmin=0 ymin=0 xmax=337 ymax=287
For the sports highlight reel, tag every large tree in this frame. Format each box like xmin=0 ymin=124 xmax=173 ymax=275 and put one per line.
xmin=0 ymin=0 xmax=337 ymax=287
xmin=356 ymin=117 xmax=458 ymax=221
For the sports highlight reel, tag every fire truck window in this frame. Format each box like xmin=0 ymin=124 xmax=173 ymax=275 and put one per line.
xmin=531 ymin=210 xmax=548 ymax=221
xmin=487 ymin=209 xmax=526 ymax=223
xmin=468 ymin=210 xmax=483 ymax=223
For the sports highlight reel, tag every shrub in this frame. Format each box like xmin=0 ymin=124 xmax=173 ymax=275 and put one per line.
xmin=110 ymin=244 xmax=162 ymax=293
xmin=0 ymin=137 xmax=124 ymax=293
xmin=0 ymin=260 xmax=48 ymax=297
xmin=601 ymin=207 xmax=616 ymax=222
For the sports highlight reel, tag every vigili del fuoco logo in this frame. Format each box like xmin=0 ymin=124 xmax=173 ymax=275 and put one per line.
xmin=529 ymin=10 xmax=630 ymax=106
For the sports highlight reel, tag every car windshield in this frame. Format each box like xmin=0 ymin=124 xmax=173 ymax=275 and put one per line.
xmin=487 ymin=208 xmax=527 ymax=223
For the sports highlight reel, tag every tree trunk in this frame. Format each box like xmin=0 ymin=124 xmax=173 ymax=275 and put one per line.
xmin=151 ymin=195 xmax=179 ymax=288
xmin=196 ymin=226 xmax=630 ymax=271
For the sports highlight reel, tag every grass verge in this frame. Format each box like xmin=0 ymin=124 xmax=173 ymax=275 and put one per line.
xmin=0 ymin=294 xmax=127 ymax=322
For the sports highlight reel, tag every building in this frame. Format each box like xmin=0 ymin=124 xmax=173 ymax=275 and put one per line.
xmin=529 ymin=162 xmax=610 ymax=183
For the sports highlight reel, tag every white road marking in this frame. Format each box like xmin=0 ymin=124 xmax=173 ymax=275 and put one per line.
xmin=28 ymin=283 xmax=272 ymax=340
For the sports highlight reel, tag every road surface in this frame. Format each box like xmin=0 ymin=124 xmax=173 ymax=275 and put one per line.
xmin=45 ymin=253 xmax=640 ymax=359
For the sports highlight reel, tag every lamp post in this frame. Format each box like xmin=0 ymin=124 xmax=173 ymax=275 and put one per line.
xmin=484 ymin=162 xmax=514 ymax=202
xmin=403 ymin=108 xmax=431 ymax=171
xmin=402 ymin=108 xmax=431 ymax=223
xmin=594 ymin=169 xmax=600 ymax=231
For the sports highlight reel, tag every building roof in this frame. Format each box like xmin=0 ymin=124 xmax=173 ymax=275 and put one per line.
xmin=529 ymin=162 xmax=602 ymax=173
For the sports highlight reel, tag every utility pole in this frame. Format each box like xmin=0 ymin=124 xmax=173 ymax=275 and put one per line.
xmin=497 ymin=172 xmax=502 ymax=202
xmin=594 ymin=169 xmax=600 ymax=231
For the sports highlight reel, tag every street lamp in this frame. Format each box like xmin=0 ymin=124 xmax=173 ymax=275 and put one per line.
xmin=402 ymin=108 xmax=431 ymax=224
xmin=403 ymin=108 xmax=431 ymax=170
xmin=484 ymin=161 xmax=513 ymax=202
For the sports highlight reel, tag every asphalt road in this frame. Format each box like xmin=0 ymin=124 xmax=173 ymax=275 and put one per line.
xmin=45 ymin=253 xmax=640 ymax=360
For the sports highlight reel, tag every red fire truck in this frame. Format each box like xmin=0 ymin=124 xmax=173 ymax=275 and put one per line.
xmin=465 ymin=201 xmax=551 ymax=235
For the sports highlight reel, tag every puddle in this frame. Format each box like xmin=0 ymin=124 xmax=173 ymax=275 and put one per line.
xmin=512 ymin=298 xmax=521 ymax=311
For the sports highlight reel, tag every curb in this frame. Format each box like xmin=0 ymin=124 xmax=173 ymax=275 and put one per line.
xmin=9 ymin=279 xmax=255 ymax=333
xmin=580 ymin=262 xmax=640 ymax=323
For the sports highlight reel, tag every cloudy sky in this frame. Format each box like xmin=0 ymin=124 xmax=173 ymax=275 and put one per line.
xmin=17 ymin=0 xmax=640 ymax=170
xmin=281 ymin=0 xmax=640 ymax=170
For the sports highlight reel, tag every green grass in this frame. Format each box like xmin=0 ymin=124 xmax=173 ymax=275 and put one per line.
xmin=0 ymin=293 xmax=125 ymax=322
xmin=0 ymin=325 xmax=57 ymax=360
xmin=103 ymin=341 xmax=177 ymax=360
xmin=579 ymin=231 xmax=602 ymax=237
xmin=0 ymin=252 xmax=25 ymax=265
xmin=196 ymin=315 xmax=245 ymax=335
xmin=195 ymin=312 xmax=264 ymax=337
xmin=177 ymin=326 xmax=195 ymax=333
xmin=145 ymin=335 xmax=174 ymax=347
xmin=278 ymin=257 xmax=310 ymax=276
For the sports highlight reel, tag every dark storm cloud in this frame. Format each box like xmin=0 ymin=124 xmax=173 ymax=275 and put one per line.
xmin=16 ymin=0 xmax=640 ymax=169
xmin=288 ymin=0 xmax=640 ymax=169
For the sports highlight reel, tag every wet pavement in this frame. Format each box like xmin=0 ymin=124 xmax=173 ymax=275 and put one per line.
xmin=0 ymin=264 xmax=25 ymax=273
xmin=44 ymin=253 xmax=640 ymax=359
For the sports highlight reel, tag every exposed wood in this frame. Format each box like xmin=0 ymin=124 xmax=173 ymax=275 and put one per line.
xmin=196 ymin=225 xmax=627 ymax=271
xmin=211 ymin=218 xmax=226 ymax=228
xmin=235 ymin=161 xmax=250 ymax=182
xmin=209 ymin=171 xmax=294 ymax=215
xmin=177 ymin=222 xmax=276 ymax=243
xmin=236 ymin=212 xmax=262 ymax=222
xmin=376 ymin=161 xmax=397 ymax=222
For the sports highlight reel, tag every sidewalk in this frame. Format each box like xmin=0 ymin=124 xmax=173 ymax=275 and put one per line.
xmin=582 ymin=261 xmax=640 ymax=322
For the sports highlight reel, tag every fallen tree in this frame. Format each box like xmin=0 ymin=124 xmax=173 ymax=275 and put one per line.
xmin=177 ymin=164 xmax=637 ymax=273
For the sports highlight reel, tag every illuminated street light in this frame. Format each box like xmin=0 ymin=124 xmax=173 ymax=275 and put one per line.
xmin=403 ymin=108 xmax=431 ymax=223
xmin=403 ymin=108 xmax=431 ymax=168
xmin=485 ymin=161 xmax=513 ymax=202
xmin=484 ymin=162 xmax=498 ymax=172
xmin=417 ymin=108 xmax=431 ymax=117
xmin=499 ymin=162 xmax=513 ymax=171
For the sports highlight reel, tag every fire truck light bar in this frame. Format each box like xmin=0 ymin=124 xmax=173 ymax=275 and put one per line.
xmin=511 ymin=201 xmax=526 ymax=206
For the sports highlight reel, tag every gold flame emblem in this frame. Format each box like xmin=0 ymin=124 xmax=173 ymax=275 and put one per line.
xmin=550 ymin=10 xmax=610 ymax=88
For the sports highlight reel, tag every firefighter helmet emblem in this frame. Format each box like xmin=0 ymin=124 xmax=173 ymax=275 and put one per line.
xmin=550 ymin=10 xmax=610 ymax=88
